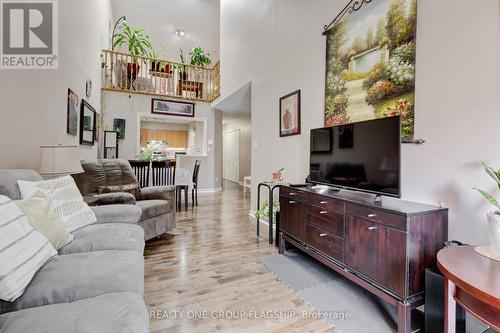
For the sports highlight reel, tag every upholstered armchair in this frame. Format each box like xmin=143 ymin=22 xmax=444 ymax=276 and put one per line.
xmin=72 ymin=159 xmax=176 ymax=241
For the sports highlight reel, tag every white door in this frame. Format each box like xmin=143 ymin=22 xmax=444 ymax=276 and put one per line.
xmin=223 ymin=129 xmax=240 ymax=183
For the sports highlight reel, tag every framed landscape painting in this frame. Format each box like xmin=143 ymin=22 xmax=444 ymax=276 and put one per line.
xmin=151 ymin=99 xmax=195 ymax=117
xmin=324 ymin=0 xmax=417 ymax=141
xmin=279 ymin=90 xmax=301 ymax=137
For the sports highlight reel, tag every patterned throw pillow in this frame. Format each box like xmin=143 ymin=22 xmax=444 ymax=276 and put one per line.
xmin=17 ymin=176 xmax=96 ymax=233
xmin=96 ymin=183 xmax=141 ymax=198
xmin=0 ymin=195 xmax=57 ymax=302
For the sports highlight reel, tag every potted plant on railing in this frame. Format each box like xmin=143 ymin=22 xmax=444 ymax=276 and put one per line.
xmin=149 ymin=49 xmax=170 ymax=74
xmin=112 ymin=22 xmax=153 ymax=78
xmin=189 ymin=47 xmax=211 ymax=82
xmin=474 ymin=162 xmax=500 ymax=256
xmin=178 ymin=48 xmax=188 ymax=81
xmin=189 ymin=47 xmax=212 ymax=67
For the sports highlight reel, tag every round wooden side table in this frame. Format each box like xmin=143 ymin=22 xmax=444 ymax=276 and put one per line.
xmin=437 ymin=245 xmax=500 ymax=332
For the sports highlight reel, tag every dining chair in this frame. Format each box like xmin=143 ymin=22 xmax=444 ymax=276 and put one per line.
xmin=192 ymin=160 xmax=201 ymax=207
xmin=151 ymin=160 xmax=176 ymax=186
xmin=128 ymin=160 xmax=150 ymax=188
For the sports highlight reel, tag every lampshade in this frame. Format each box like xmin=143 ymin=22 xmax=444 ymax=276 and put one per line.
xmin=39 ymin=145 xmax=83 ymax=177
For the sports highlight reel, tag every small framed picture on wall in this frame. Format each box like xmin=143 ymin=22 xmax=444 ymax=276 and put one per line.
xmin=67 ymin=89 xmax=79 ymax=136
xmin=279 ymin=90 xmax=301 ymax=137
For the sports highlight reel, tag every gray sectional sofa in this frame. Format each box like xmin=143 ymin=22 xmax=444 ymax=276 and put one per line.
xmin=0 ymin=170 xmax=149 ymax=333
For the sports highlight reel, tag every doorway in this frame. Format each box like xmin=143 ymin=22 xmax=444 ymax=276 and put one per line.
xmin=223 ymin=129 xmax=240 ymax=183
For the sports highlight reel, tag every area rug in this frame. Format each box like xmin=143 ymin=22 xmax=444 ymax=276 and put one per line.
xmin=261 ymin=251 xmax=423 ymax=333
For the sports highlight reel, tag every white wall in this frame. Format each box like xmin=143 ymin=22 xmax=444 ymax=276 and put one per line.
xmin=220 ymin=0 xmax=500 ymax=244
xmin=102 ymin=91 xmax=222 ymax=190
xmin=223 ymin=115 xmax=251 ymax=182
xmin=0 ymin=0 xmax=114 ymax=170
xmin=111 ymin=0 xmax=220 ymax=62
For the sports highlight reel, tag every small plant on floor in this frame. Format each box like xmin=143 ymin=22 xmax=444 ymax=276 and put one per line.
xmin=254 ymin=199 xmax=280 ymax=220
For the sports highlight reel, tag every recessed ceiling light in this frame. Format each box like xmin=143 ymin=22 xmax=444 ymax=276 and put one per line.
xmin=175 ymin=28 xmax=185 ymax=38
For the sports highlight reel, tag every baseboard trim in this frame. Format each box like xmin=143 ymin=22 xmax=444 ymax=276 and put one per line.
xmin=198 ymin=187 xmax=223 ymax=193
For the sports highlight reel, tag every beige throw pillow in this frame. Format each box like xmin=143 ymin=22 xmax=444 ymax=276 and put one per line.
xmin=15 ymin=192 xmax=74 ymax=250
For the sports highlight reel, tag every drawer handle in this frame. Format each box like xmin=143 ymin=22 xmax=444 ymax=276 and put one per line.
xmin=368 ymin=226 xmax=378 ymax=231
xmin=368 ymin=213 xmax=377 ymax=218
xmin=289 ymin=192 xmax=297 ymax=196
xmin=319 ymin=211 xmax=328 ymax=215
xmin=289 ymin=200 xmax=297 ymax=204
xmin=320 ymin=201 xmax=327 ymax=204
xmin=319 ymin=233 xmax=328 ymax=237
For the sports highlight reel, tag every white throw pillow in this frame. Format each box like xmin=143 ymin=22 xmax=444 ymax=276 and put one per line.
xmin=0 ymin=195 xmax=57 ymax=302
xmin=17 ymin=176 xmax=96 ymax=233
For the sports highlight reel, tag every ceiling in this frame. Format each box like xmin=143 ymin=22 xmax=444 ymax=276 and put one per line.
xmin=110 ymin=0 xmax=220 ymax=62
xmin=214 ymin=82 xmax=251 ymax=118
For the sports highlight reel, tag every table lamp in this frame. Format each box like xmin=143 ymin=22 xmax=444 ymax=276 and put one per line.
xmin=39 ymin=145 xmax=83 ymax=179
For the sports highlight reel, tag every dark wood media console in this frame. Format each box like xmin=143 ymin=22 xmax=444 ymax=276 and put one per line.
xmin=278 ymin=185 xmax=448 ymax=333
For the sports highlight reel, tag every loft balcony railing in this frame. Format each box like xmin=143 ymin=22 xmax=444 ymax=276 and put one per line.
xmin=101 ymin=50 xmax=220 ymax=102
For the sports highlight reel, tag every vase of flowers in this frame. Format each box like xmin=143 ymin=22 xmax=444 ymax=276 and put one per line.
xmin=475 ymin=162 xmax=500 ymax=256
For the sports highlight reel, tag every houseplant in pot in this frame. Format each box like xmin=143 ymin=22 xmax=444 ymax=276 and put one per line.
xmin=178 ymin=48 xmax=188 ymax=81
xmin=149 ymin=49 xmax=170 ymax=74
xmin=189 ymin=47 xmax=211 ymax=82
xmin=112 ymin=23 xmax=153 ymax=78
xmin=474 ymin=162 xmax=500 ymax=256
xmin=273 ymin=168 xmax=284 ymax=183
xmin=189 ymin=47 xmax=212 ymax=67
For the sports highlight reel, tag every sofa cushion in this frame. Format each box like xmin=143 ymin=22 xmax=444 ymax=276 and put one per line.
xmin=17 ymin=176 xmax=97 ymax=233
xmin=136 ymin=199 xmax=171 ymax=220
xmin=0 ymin=170 xmax=43 ymax=200
xmin=0 ymin=195 xmax=57 ymax=302
xmin=58 ymin=223 xmax=144 ymax=255
xmin=0 ymin=250 xmax=144 ymax=314
xmin=0 ymin=292 xmax=149 ymax=333
xmin=91 ymin=205 xmax=142 ymax=224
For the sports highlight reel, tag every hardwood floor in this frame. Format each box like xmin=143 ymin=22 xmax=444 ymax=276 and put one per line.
xmin=144 ymin=181 xmax=335 ymax=333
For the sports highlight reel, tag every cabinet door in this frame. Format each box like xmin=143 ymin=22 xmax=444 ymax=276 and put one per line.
xmin=279 ymin=196 xmax=305 ymax=241
xmin=377 ymin=225 xmax=406 ymax=296
xmin=345 ymin=216 xmax=379 ymax=280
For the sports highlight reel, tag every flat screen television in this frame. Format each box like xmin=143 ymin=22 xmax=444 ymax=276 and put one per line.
xmin=309 ymin=116 xmax=401 ymax=198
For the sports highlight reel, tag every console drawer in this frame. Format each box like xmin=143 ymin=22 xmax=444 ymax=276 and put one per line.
xmin=306 ymin=225 xmax=343 ymax=262
xmin=306 ymin=206 xmax=344 ymax=238
xmin=281 ymin=187 xmax=306 ymax=201
xmin=306 ymin=192 xmax=344 ymax=213
xmin=346 ymin=203 xmax=407 ymax=231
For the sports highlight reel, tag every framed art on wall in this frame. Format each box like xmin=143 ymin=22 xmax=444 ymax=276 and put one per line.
xmin=151 ymin=98 xmax=195 ymax=117
xmin=113 ymin=118 xmax=126 ymax=140
xmin=279 ymin=90 xmax=301 ymax=137
xmin=323 ymin=0 xmax=417 ymax=141
xmin=80 ymin=100 xmax=96 ymax=146
xmin=67 ymin=89 xmax=79 ymax=136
